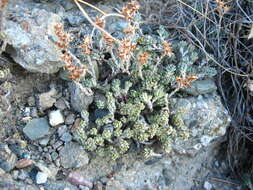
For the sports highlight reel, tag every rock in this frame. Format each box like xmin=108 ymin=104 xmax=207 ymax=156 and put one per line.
xmin=3 ymin=3 xmax=64 ymax=73
xmin=79 ymin=185 xmax=90 ymax=190
xmin=59 ymin=142 xmax=89 ymax=169
xmin=204 ymin=181 xmax=212 ymax=190
xmin=55 ymin=98 xmax=68 ymax=110
xmin=67 ymin=172 xmax=93 ymax=188
xmin=37 ymin=88 xmax=57 ymax=111
xmin=60 ymin=132 xmax=72 ymax=142
xmin=15 ymin=158 xmax=33 ymax=169
xmin=36 ymin=172 xmax=48 ymax=184
xmin=106 ymin=179 xmax=126 ymax=190
xmin=49 ymin=110 xmax=64 ymax=127
xmin=17 ymin=170 xmax=29 ymax=180
xmin=44 ymin=181 xmax=79 ymax=190
xmin=12 ymin=170 xmax=19 ymax=180
xmin=66 ymin=10 xmax=88 ymax=26
xmin=39 ymin=137 xmax=50 ymax=146
xmin=182 ymin=79 xmax=217 ymax=96
xmin=93 ymin=181 xmax=104 ymax=190
xmin=23 ymin=118 xmax=50 ymax=141
xmin=52 ymin=141 xmax=63 ymax=150
xmin=27 ymin=96 xmax=36 ymax=107
xmin=65 ymin=113 xmax=75 ymax=125
xmin=68 ymin=82 xmax=94 ymax=113
xmin=51 ymin=152 xmax=59 ymax=161
xmin=0 ymin=144 xmax=17 ymax=172
xmin=0 ymin=168 xmax=5 ymax=175
xmin=170 ymin=93 xmax=231 ymax=148
xmin=57 ymin=125 xmax=68 ymax=137
xmin=34 ymin=162 xmax=57 ymax=179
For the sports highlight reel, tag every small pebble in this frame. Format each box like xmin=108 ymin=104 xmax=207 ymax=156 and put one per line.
xmin=27 ymin=96 xmax=36 ymax=107
xmin=67 ymin=172 xmax=93 ymax=188
xmin=60 ymin=132 xmax=72 ymax=142
xmin=204 ymin=181 xmax=212 ymax=190
xmin=25 ymin=178 xmax=33 ymax=185
xmin=51 ymin=152 xmax=58 ymax=161
xmin=65 ymin=114 xmax=75 ymax=125
xmin=36 ymin=172 xmax=48 ymax=184
xmin=18 ymin=170 xmax=28 ymax=180
xmin=39 ymin=137 xmax=50 ymax=146
xmin=49 ymin=110 xmax=64 ymax=127
xmin=55 ymin=98 xmax=67 ymax=110
xmin=12 ymin=170 xmax=19 ymax=180
xmin=52 ymin=141 xmax=63 ymax=150
xmin=15 ymin=158 xmax=33 ymax=169
xmin=57 ymin=125 xmax=67 ymax=137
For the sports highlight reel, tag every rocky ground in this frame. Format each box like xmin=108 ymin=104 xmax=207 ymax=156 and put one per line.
xmin=0 ymin=0 xmax=244 ymax=189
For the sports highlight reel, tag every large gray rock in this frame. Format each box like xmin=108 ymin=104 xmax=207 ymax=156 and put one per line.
xmin=3 ymin=2 xmax=64 ymax=73
xmin=0 ymin=144 xmax=17 ymax=172
xmin=23 ymin=118 xmax=50 ymax=140
xmin=59 ymin=142 xmax=89 ymax=169
xmin=68 ymin=82 xmax=94 ymax=113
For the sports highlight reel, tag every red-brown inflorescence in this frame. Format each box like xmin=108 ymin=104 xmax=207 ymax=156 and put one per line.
xmin=121 ymin=1 xmax=140 ymax=21
xmin=118 ymin=39 xmax=136 ymax=62
xmin=162 ymin=41 xmax=173 ymax=57
xmin=0 ymin=0 xmax=9 ymax=9
xmin=138 ymin=52 xmax=150 ymax=66
xmin=80 ymin=35 xmax=92 ymax=55
xmin=54 ymin=24 xmax=71 ymax=49
xmin=176 ymin=75 xmax=198 ymax=87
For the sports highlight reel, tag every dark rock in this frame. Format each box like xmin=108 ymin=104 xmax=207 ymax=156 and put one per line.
xmin=68 ymin=82 xmax=94 ymax=113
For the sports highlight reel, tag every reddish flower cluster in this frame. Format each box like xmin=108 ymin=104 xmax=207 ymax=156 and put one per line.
xmin=0 ymin=0 xmax=8 ymax=9
xmin=162 ymin=41 xmax=173 ymax=57
xmin=62 ymin=52 xmax=87 ymax=81
xmin=102 ymin=33 xmax=115 ymax=46
xmin=176 ymin=75 xmax=198 ymax=87
xmin=121 ymin=1 xmax=140 ymax=21
xmin=80 ymin=35 xmax=92 ymax=55
xmin=123 ymin=25 xmax=137 ymax=36
xmin=54 ymin=24 xmax=71 ymax=49
xmin=138 ymin=52 xmax=150 ymax=66
xmin=95 ymin=17 xmax=105 ymax=28
xmin=216 ymin=0 xmax=230 ymax=15
xmin=118 ymin=39 xmax=136 ymax=62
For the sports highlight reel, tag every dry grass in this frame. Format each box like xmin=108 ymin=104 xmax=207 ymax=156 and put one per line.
xmin=147 ymin=0 xmax=253 ymax=181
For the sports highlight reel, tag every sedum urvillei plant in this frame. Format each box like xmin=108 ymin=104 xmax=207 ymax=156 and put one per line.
xmin=56 ymin=1 xmax=217 ymax=160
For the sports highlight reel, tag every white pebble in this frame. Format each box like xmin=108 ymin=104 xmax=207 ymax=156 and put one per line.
xmin=36 ymin=172 xmax=48 ymax=184
xmin=204 ymin=181 xmax=212 ymax=190
xmin=49 ymin=110 xmax=64 ymax=127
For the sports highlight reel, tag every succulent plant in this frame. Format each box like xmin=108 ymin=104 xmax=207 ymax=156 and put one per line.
xmin=56 ymin=1 xmax=217 ymax=160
